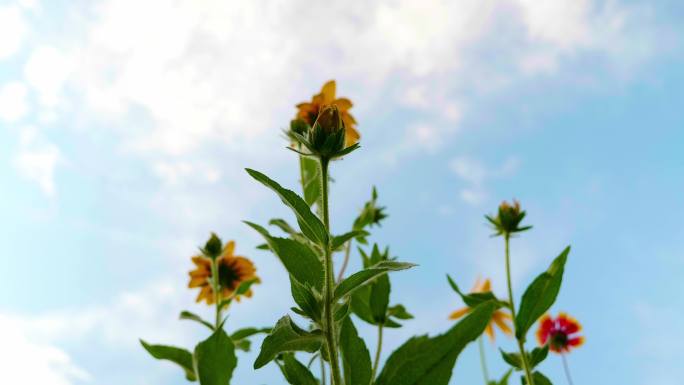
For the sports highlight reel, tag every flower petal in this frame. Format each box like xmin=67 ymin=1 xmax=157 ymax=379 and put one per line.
xmin=448 ymin=307 xmax=470 ymax=320
xmin=320 ymin=80 xmax=336 ymax=103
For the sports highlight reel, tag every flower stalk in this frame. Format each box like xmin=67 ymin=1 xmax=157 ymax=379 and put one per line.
xmin=209 ymin=257 xmax=222 ymax=329
xmin=477 ymin=336 xmax=490 ymax=385
xmin=319 ymin=156 xmax=343 ymax=385
xmin=371 ymin=324 xmax=384 ymax=380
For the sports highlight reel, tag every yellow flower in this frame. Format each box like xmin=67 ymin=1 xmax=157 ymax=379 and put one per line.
xmin=188 ymin=240 xmax=259 ymax=305
xmin=448 ymin=278 xmax=512 ymax=341
xmin=296 ymin=80 xmax=360 ymax=147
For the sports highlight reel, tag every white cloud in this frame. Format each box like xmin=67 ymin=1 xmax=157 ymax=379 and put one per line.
xmin=0 ymin=81 xmax=30 ymax=122
xmin=24 ymin=46 xmax=75 ymax=108
xmin=0 ymin=315 xmax=89 ymax=385
xmin=13 ymin=126 xmax=62 ymax=196
xmin=449 ymin=156 xmax=520 ymax=206
xmin=0 ymin=5 xmax=27 ymax=60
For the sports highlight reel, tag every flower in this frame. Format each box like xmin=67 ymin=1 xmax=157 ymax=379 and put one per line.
xmin=536 ymin=313 xmax=584 ymax=353
xmin=449 ymin=278 xmax=512 ymax=340
xmin=485 ymin=199 xmax=532 ymax=237
xmin=307 ymin=105 xmax=346 ymax=157
xmin=296 ymin=80 xmax=359 ymax=147
xmin=188 ymin=240 xmax=260 ymax=305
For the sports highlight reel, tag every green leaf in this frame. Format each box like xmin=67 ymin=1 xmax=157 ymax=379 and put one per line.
xmin=334 ymin=299 xmax=351 ymax=321
xmin=245 ymin=221 xmax=324 ymax=290
xmin=370 ymin=274 xmax=390 ymax=323
xmin=334 ymin=261 xmax=415 ymax=301
xmin=254 ymin=316 xmax=323 ymax=369
xmin=332 ymin=230 xmax=369 ymax=250
xmin=388 ymin=304 xmax=414 ymax=320
xmin=280 ymin=353 xmax=319 ymax=385
xmin=529 ymin=345 xmax=549 ymax=368
xmin=179 ymin=311 xmax=214 ymax=331
xmin=269 ymin=218 xmax=300 ymax=237
xmin=140 ymin=340 xmax=197 ymax=381
xmin=351 ymin=287 xmax=402 ymax=328
xmin=375 ymin=301 xmax=497 ymax=385
xmin=515 ymin=246 xmax=570 ymax=339
xmin=193 ymin=329 xmax=237 ymax=385
xmin=290 ymin=278 xmax=322 ymax=322
xmin=499 ymin=349 xmax=523 ymax=370
xmin=300 ymin=156 xmax=321 ymax=207
xmin=246 ymin=168 xmax=328 ymax=245
xmin=447 ymin=275 xmax=503 ymax=308
xmin=231 ymin=327 xmax=272 ymax=341
xmin=522 ymin=372 xmax=553 ymax=385
xmin=339 ymin=317 xmax=372 ymax=385
xmin=234 ymin=339 xmax=251 ymax=352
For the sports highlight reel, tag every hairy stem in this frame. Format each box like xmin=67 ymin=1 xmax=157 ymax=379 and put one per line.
xmin=210 ymin=258 xmax=222 ymax=329
xmin=478 ymin=336 xmax=490 ymax=385
xmin=336 ymin=239 xmax=353 ymax=282
xmin=371 ymin=324 xmax=384 ymax=380
xmin=319 ymin=157 xmax=343 ymax=385
xmin=504 ymin=235 xmax=535 ymax=385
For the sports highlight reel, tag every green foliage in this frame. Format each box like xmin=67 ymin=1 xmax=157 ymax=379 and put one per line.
xmin=300 ymin=156 xmax=321 ymax=206
xmin=522 ymin=372 xmax=554 ymax=385
xmin=339 ymin=317 xmax=372 ymax=385
xmin=488 ymin=370 xmax=512 ymax=385
xmin=279 ymin=353 xmax=319 ymax=385
xmin=446 ymin=274 xmax=506 ymax=308
xmin=194 ymin=329 xmax=237 ymax=385
xmin=245 ymin=221 xmax=323 ymax=290
xmin=254 ymin=316 xmax=323 ymax=369
xmin=515 ymin=246 xmax=570 ymax=339
xmin=179 ymin=311 xmax=214 ymax=331
xmin=140 ymin=340 xmax=197 ymax=381
xmin=334 ymin=260 xmax=415 ymax=300
xmin=374 ymin=301 xmax=497 ymax=385
xmin=332 ymin=230 xmax=369 ymax=250
xmin=290 ymin=278 xmax=323 ymax=323
xmin=245 ymin=168 xmax=329 ymax=246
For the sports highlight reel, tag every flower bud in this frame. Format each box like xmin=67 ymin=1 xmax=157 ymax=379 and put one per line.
xmin=203 ymin=232 xmax=223 ymax=259
xmin=308 ymin=105 xmax=346 ymax=158
xmin=486 ymin=199 xmax=532 ymax=237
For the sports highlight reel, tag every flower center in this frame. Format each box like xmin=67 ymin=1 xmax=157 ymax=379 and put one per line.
xmin=218 ymin=261 xmax=242 ymax=290
xmin=550 ymin=331 xmax=568 ymax=349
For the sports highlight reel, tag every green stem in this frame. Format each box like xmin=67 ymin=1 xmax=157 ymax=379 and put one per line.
xmin=336 ymin=239 xmax=353 ymax=282
xmin=210 ymin=258 xmax=222 ymax=329
xmin=371 ymin=324 xmax=384 ymax=380
xmin=319 ymin=355 xmax=327 ymax=385
xmin=319 ymin=157 xmax=343 ymax=385
xmin=504 ymin=235 xmax=535 ymax=385
xmin=478 ymin=336 xmax=490 ymax=385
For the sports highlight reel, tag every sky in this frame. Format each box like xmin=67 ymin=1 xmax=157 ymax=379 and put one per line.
xmin=0 ymin=0 xmax=683 ymax=384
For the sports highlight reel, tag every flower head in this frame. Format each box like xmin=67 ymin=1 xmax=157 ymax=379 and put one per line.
xmin=449 ymin=278 xmax=512 ymax=341
xmin=295 ymin=80 xmax=359 ymax=147
xmin=188 ymin=240 xmax=260 ymax=305
xmin=486 ymin=199 xmax=532 ymax=237
xmin=536 ymin=313 xmax=584 ymax=353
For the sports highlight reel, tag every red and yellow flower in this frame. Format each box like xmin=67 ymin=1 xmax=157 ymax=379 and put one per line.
xmin=536 ymin=312 xmax=584 ymax=353
xmin=449 ymin=278 xmax=512 ymax=340
xmin=295 ymin=80 xmax=360 ymax=147
xmin=188 ymin=240 xmax=259 ymax=305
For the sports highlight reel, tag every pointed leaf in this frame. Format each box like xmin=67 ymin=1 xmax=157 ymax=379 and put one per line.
xmin=280 ymin=353 xmax=319 ymax=385
xmin=332 ymin=230 xmax=369 ymax=250
xmin=140 ymin=340 xmax=196 ymax=381
xmin=246 ymin=168 xmax=328 ymax=245
xmin=515 ymin=246 xmax=570 ymax=339
xmin=334 ymin=261 xmax=415 ymax=300
xmin=193 ymin=329 xmax=236 ymax=385
xmin=339 ymin=317 xmax=372 ymax=385
xmin=254 ymin=316 xmax=323 ymax=369
xmin=179 ymin=311 xmax=214 ymax=331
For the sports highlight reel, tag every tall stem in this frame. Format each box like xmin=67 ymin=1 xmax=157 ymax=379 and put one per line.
xmin=319 ymin=355 xmax=327 ymax=385
xmin=561 ymin=354 xmax=574 ymax=385
xmin=504 ymin=235 xmax=535 ymax=385
xmin=319 ymin=157 xmax=343 ymax=385
xmin=478 ymin=336 xmax=490 ymax=385
xmin=371 ymin=324 xmax=384 ymax=380
xmin=336 ymin=239 xmax=353 ymax=282
xmin=210 ymin=258 xmax=222 ymax=329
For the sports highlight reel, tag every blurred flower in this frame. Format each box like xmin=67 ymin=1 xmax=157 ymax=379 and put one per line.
xmin=486 ymin=199 xmax=532 ymax=237
xmin=296 ymin=80 xmax=359 ymax=147
xmin=536 ymin=313 xmax=584 ymax=353
xmin=188 ymin=240 xmax=259 ymax=305
xmin=449 ymin=278 xmax=512 ymax=340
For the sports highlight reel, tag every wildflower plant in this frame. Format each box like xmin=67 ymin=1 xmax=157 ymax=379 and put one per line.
xmin=140 ymin=80 xmax=578 ymax=385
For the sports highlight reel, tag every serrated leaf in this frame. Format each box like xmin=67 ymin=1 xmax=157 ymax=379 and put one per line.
xmin=193 ymin=329 xmax=237 ymax=385
xmin=290 ymin=278 xmax=322 ymax=322
xmin=375 ymin=301 xmax=497 ymax=385
xmin=179 ymin=310 xmax=214 ymax=331
xmin=280 ymin=353 xmax=319 ymax=385
xmin=140 ymin=340 xmax=196 ymax=381
xmin=254 ymin=316 xmax=323 ymax=369
xmin=334 ymin=261 xmax=415 ymax=301
xmin=340 ymin=317 xmax=372 ymax=385
xmin=245 ymin=221 xmax=323 ymax=290
xmin=246 ymin=168 xmax=328 ymax=245
xmin=515 ymin=246 xmax=570 ymax=339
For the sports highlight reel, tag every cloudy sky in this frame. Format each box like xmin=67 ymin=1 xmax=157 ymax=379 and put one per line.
xmin=1 ymin=0 xmax=683 ymax=384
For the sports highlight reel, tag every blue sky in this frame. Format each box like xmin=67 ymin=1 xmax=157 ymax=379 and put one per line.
xmin=1 ymin=0 xmax=683 ymax=384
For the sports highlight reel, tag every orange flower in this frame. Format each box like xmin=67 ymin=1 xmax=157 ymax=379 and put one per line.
xmin=188 ymin=241 xmax=259 ymax=305
xmin=536 ymin=312 xmax=584 ymax=353
xmin=449 ymin=278 xmax=512 ymax=340
xmin=295 ymin=80 xmax=359 ymax=147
